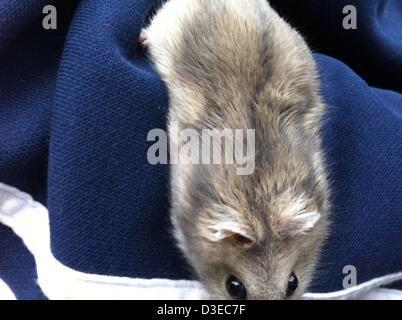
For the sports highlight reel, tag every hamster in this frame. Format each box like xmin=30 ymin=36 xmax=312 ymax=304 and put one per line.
xmin=140 ymin=0 xmax=330 ymax=300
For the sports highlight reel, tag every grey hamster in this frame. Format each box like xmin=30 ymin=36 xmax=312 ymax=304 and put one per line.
xmin=141 ymin=0 xmax=329 ymax=300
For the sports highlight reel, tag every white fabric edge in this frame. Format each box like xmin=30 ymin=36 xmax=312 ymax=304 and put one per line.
xmin=303 ymin=272 xmax=402 ymax=300
xmin=0 ymin=278 xmax=16 ymax=300
xmin=0 ymin=182 xmax=401 ymax=300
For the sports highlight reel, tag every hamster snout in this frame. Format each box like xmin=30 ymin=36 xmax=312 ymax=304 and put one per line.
xmin=142 ymin=0 xmax=330 ymax=300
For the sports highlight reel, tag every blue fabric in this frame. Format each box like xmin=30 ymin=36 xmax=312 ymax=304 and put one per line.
xmin=0 ymin=224 xmax=46 ymax=299
xmin=0 ymin=0 xmax=401 ymax=299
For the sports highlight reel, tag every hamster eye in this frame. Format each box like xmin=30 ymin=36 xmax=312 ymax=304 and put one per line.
xmin=286 ymin=272 xmax=298 ymax=297
xmin=226 ymin=275 xmax=247 ymax=300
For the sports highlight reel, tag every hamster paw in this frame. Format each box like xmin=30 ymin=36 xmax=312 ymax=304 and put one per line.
xmin=138 ymin=29 xmax=149 ymax=48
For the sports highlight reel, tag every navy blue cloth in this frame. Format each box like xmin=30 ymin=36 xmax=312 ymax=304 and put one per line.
xmin=0 ymin=0 xmax=401 ymax=299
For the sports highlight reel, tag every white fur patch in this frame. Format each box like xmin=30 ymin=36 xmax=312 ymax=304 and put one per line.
xmin=202 ymin=206 xmax=255 ymax=242
xmin=278 ymin=196 xmax=321 ymax=236
xmin=143 ymin=0 xmax=200 ymax=78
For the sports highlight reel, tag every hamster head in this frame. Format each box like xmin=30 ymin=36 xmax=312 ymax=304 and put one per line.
xmin=172 ymin=130 xmax=329 ymax=300
xmin=143 ymin=0 xmax=330 ymax=299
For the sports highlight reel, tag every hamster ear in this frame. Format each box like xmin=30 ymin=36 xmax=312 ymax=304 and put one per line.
xmin=200 ymin=207 xmax=256 ymax=246
xmin=277 ymin=210 xmax=321 ymax=238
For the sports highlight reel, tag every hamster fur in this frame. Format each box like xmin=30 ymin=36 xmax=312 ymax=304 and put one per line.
xmin=141 ymin=0 xmax=330 ymax=300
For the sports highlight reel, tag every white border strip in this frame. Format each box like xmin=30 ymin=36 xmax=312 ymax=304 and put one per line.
xmin=0 ymin=182 xmax=401 ymax=300
xmin=303 ymin=272 xmax=402 ymax=300
xmin=0 ymin=278 xmax=16 ymax=300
